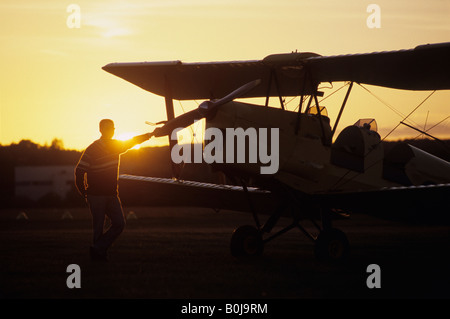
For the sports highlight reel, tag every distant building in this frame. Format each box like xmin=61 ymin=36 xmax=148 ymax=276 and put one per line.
xmin=15 ymin=166 xmax=75 ymax=201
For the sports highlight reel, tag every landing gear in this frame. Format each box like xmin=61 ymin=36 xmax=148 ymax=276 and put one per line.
xmin=230 ymin=223 xmax=349 ymax=262
xmin=230 ymin=225 xmax=263 ymax=257
xmin=232 ymin=180 xmax=350 ymax=262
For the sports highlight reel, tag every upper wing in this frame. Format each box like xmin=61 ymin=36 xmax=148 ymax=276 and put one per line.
xmin=306 ymin=42 xmax=450 ymax=91
xmin=102 ymin=53 xmax=319 ymax=100
xmin=103 ymin=42 xmax=450 ymax=101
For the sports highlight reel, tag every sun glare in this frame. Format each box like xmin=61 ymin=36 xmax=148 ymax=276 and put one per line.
xmin=116 ymin=132 xmax=142 ymax=149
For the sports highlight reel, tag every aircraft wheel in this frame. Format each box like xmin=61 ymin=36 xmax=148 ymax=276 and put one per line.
xmin=230 ymin=225 xmax=263 ymax=257
xmin=314 ymin=228 xmax=349 ymax=262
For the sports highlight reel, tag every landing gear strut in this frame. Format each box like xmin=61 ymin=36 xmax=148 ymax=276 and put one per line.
xmin=231 ymin=181 xmax=350 ymax=262
xmin=230 ymin=215 xmax=349 ymax=262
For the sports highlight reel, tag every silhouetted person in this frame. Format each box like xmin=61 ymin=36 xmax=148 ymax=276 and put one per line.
xmin=75 ymin=119 xmax=153 ymax=261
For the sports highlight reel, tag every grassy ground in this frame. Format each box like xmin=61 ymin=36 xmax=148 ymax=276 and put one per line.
xmin=1 ymin=206 xmax=449 ymax=299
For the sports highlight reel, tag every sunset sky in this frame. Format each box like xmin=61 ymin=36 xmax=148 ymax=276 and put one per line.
xmin=1 ymin=0 xmax=449 ymax=151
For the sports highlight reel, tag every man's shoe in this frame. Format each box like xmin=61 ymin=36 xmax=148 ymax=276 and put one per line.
xmin=89 ymin=246 xmax=108 ymax=262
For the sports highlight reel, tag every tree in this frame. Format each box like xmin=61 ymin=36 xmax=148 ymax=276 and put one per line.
xmin=51 ymin=138 xmax=64 ymax=150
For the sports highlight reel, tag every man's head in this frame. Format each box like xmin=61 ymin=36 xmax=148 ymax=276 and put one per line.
xmin=99 ymin=119 xmax=115 ymax=139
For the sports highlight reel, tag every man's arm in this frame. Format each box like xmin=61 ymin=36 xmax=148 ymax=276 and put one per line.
xmin=74 ymin=151 xmax=90 ymax=197
xmin=119 ymin=133 xmax=153 ymax=153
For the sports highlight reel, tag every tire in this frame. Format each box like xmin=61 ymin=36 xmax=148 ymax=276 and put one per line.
xmin=230 ymin=225 xmax=263 ymax=257
xmin=314 ymin=228 xmax=350 ymax=262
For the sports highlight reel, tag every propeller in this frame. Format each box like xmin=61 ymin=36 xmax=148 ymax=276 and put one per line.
xmin=145 ymin=120 xmax=167 ymax=126
xmin=151 ymin=79 xmax=261 ymax=138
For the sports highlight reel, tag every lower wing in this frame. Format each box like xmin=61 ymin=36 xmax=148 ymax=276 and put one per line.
xmin=316 ymin=183 xmax=450 ymax=224
xmin=118 ymin=174 xmax=275 ymax=213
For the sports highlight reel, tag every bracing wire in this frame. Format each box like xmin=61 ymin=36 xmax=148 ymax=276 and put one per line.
xmin=329 ymin=88 xmax=437 ymax=191
xmin=381 ymin=90 xmax=436 ymax=141
xmin=291 ymin=82 xmax=350 ymax=112
xmin=413 ymin=115 xmax=450 ymax=140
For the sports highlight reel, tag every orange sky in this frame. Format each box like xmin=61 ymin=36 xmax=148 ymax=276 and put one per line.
xmin=1 ymin=0 xmax=449 ymax=151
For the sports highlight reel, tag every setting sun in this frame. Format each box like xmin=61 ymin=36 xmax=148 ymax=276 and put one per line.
xmin=116 ymin=132 xmax=143 ymax=149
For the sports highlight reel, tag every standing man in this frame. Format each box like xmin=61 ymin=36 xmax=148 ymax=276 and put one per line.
xmin=75 ymin=119 xmax=153 ymax=261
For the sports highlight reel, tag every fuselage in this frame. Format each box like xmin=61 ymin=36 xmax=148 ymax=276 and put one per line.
xmin=204 ymin=101 xmax=450 ymax=195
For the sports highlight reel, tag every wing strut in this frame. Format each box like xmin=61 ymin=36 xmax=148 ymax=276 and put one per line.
xmin=241 ymin=178 xmax=262 ymax=230
xmin=295 ymin=70 xmax=311 ymax=134
xmin=164 ymin=76 xmax=181 ymax=179
xmin=331 ymin=82 xmax=353 ymax=139
xmin=264 ymin=69 xmax=285 ymax=110
xmin=306 ymin=68 xmax=330 ymax=146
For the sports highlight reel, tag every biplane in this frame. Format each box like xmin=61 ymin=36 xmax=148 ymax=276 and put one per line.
xmin=102 ymin=42 xmax=450 ymax=261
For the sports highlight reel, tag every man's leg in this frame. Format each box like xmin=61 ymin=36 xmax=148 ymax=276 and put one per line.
xmin=86 ymin=195 xmax=108 ymax=260
xmin=94 ymin=196 xmax=126 ymax=256
xmin=86 ymin=195 xmax=107 ymax=247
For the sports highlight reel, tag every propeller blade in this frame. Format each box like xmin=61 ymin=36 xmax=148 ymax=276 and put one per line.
xmin=145 ymin=120 xmax=167 ymax=126
xmin=152 ymin=109 xmax=201 ymax=137
xmin=153 ymin=79 xmax=261 ymax=137
xmin=213 ymin=79 xmax=261 ymax=107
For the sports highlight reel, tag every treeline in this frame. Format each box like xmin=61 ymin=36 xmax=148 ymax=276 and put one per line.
xmin=3 ymin=138 xmax=449 ymax=167
xmin=0 ymin=139 xmax=216 ymax=208
xmin=0 ymin=139 xmax=81 ymax=166
xmin=0 ymin=140 xmax=79 ymax=207
xmin=1 ymin=138 xmax=450 ymax=208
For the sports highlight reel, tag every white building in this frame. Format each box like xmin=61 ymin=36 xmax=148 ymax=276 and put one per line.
xmin=15 ymin=166 xmax=75 ymax=201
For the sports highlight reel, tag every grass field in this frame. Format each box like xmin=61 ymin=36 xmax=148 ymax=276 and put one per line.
xmin=1 ymin=206 xmax=449 ymax=300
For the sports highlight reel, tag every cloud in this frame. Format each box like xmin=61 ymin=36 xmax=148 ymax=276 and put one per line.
xmin=39 ymin=49 xmax=69 ymax=57
xmin=82 ymin=10 xmax=134 ymax=39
